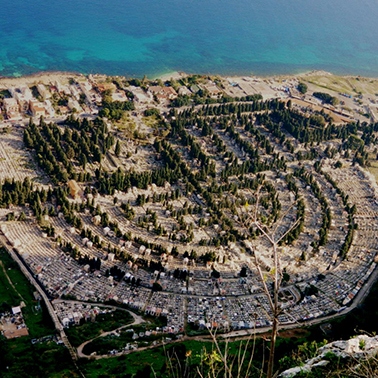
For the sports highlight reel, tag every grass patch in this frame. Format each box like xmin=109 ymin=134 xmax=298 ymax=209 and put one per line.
xmin=82 ymin=323 xmax=173 ymax=356
xmin=78 ymin=338 xmax=270 ymax=378
xmin=79 ymin=339 xmax=215 ymax=377
xmin=0 ymin=248 xmax=55 ymax=337
xmin=115 ymin=115 xmax=136 ymax=134
xmin=304 ymin=75 xmax=354 ymax=94
xmin=1 ymin=337 xmax=77 ymax=378
xmin=143 ymin=115 xmax=159 ymax=128
xmin=65 ymin=309 xmax=134 ymax=347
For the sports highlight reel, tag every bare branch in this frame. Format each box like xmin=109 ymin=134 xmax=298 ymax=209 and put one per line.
xmin=275 ymin=217 xmax=302 ymax=245
xmin=253 ymin=251 xmax=275 ymax=314
xmin=254 ymin=220 xmax=275 ymax=246
xmin=271 ymin=198 xmax=300 ymax=239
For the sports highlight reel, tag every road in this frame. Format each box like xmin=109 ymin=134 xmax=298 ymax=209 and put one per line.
xmin=55 ymin=299 xmax=146 ymax=358
xmin=75 ymin=265 xmax=378 ymax=359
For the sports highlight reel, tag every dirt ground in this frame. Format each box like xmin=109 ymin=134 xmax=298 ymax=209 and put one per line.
xmin=290 ymin=98 xmax=352 ymax=124
xmin=0 ymin=318 xmax=29 ymax=339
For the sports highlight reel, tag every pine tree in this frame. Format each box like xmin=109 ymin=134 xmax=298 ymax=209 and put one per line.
xmin=115 ymin=140 xmax=121 ymax=157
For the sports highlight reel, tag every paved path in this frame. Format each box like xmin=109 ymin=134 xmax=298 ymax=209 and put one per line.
xmin=75 ymin=264 xmax=378 ymax=359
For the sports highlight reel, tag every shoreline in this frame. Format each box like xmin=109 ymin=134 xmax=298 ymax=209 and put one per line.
xmin=1 ymin=68 xmax=377 ymax=124
xmin=0 ymin=68 xmax=362 ymax=87
xmin=0 ymin=71 xmax=84 ymax=88
xmin=0 ymin=68 xmax=373 ymax=87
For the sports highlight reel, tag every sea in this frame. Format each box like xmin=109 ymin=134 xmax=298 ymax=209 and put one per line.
xmin=1 ymin=0 xmax=378 ymax=78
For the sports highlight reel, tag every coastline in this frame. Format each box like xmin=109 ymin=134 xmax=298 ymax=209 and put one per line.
xmin=0 ymin=71 xmax=84 ymax=87
xmin=0 ymin=68 xmax=341 ymax=88
xmin=0 ymin=68 xmax=371 ymax=88
xmin=1 ymin=68 xmax=377 ymax=126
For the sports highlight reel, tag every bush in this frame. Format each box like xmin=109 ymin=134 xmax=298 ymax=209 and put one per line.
xmin=298 ymin=82 xmax=308 ymax=94
xmin=144 ymin=108 xmax=160 ymax=117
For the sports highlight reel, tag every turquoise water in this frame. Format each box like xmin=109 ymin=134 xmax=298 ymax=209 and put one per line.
xmin=1 ymin=0 xmax=378 ymax=78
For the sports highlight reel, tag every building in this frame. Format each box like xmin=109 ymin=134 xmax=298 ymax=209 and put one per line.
xmin=162 ymin=86 xmax=178 ymax=99
xmin=97 ymin=82 xmax=117 ymax=93
xmin=29 ymin=100 xmax=46 ymax=117
xmin=12 ymin=306 xmax=21 ymax=315
xmin=67 ymin=180 xmax=80 ymax=198
xmin=2 ymin=98 xmax=20 ymax=119
xmin=36 ymin=84 xmax=51 ymax=100
xmin=178 ymin=86 xmax=192 ymax=96
xmin=200 ymin=83 xmax=222 ymax=98
xmin=67 ymin=98 xmax=82 ymax=112
xmin=112 ymin=91 xmax=128 ymax=102
xmin=3 ymin=98 xmax=19 ymax=113
xmin=148 ymin=86 xmax=178 ymax=100
xmin=44 ymin=99 xmax=55 ymax=117
xmin=9 ymin=86 xmax=34 ymax=111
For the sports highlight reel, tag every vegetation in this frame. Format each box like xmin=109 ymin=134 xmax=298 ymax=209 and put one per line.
xmin=65 ymin=309 xmax=134 ymax=347
xmin=297 ymin=82 xmax=308 ymax=94
xmin=313 ymin=92 xmax=339 ymax=106
xmin=99 ymin=94 xmax=135 ymax=120
xmin=4 ymin=78 xmax=378 ymax=378
xmin=0 ymin=249 xmax=76 ymax=378
xmin=24 ymin=116 xmax=116 ymax=183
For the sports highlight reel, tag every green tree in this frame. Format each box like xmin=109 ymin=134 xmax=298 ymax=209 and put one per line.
xmin=115 ymin=140 xmax=121 ymax=157
xmin=66 ymin=146 xmax=75 ymax=160
xmin=144 ymin=108 xmax=160 ymax=117
xmin=297 ymin=82 xmax=308 ymax=94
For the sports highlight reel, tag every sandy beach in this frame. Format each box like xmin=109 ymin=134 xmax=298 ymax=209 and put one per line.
xmin=0 ymin=69 xmax=348 ymax=88
xmin=0 ymin=71 xmax=83 ymax=88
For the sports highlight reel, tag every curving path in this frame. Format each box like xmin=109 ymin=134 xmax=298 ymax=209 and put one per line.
xmin=53 ymin=300 xmax=145 ymax=358
xmin=75 ymin=263 xmax=378 ymax=360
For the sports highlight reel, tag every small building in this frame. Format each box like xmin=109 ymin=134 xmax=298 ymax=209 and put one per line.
xmin=36 ymin=84 xmax=51 ymax=100
xmin=97 ymin=82 xmax=117 ymax=93
xmin=67 ymin=98 xmax=82 ymax=112
xmin=128 ymin=86 xmax=153 ymax=103
xmin=9 ymin=86 xmax=33 ymax=111
xmin=201 ymin=83 xmax=222 ymax=98
xmin=83 ymin=264 xmax=90 ymax=272
xmin=148 ymin=86 xmax=165 ymax=96
xmin=190 ymin=85 xmax=201 ymax=93
xmin=29 ymin=100 xmax=47 ymax=117
xmin=162 ymin=86 xmax=178 ymax=99
xmin=178 ymin=86 xmax=192 ymax=96
xmin=3 ymin=97 xmax=19 ymax=113
xmin=62 ymin=317 xmax=70 ymax=327
xmin=67 ymin=180 xmax=80 ymax=198
xmin=148 ymin=85 xmax=178 ymax=100
xmin=108 ymin=253 xmax=115 ymax=262
xmin=3 ymin=98 xmax=20 ymax=119
xmin=12 ymin=306 xmax=22 ymax=315
xmin=112 ymin=91 xmax=128 ymax=102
